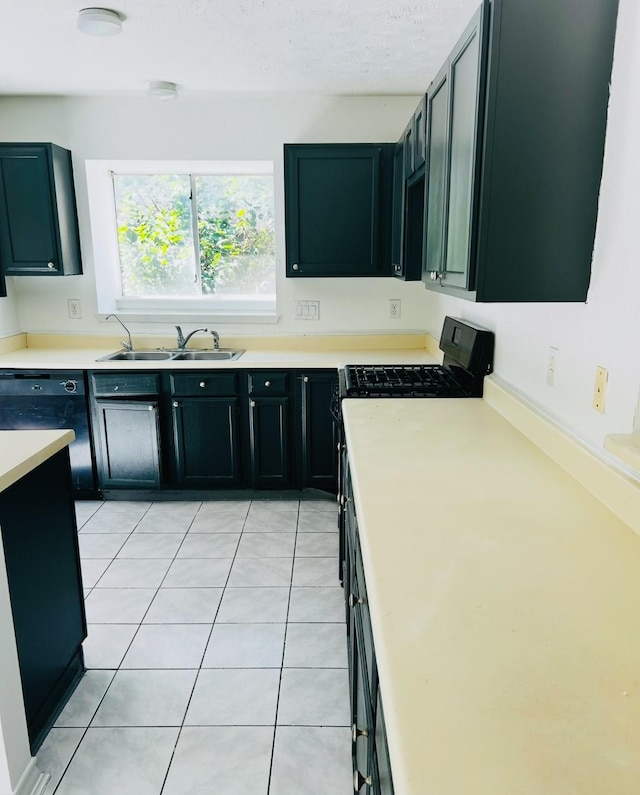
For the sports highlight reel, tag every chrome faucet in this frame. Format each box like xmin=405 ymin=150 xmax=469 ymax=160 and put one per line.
xmin=106 ymin=314 xmax=133 ymax=351
xmin=175 ymin=326 xmax=208 ymax=350
xmin=210 ymin=330 xmax=220 ymax=350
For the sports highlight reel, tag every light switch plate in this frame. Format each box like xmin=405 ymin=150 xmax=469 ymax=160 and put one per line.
xmin=295 ymin=300 xmax=320 ymax=320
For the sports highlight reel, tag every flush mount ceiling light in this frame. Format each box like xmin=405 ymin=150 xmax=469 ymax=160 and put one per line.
xmin=77 ymin=8 xmax=123 ymax=36
xmin=148 ymin=81 xmax=179 ymax=101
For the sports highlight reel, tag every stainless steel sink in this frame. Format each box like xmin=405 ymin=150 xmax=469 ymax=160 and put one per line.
xmin=96 ymin=350 xmax=175 ymax=361
xmin=170 ymin=349 xmax=245 ymax=361
xmin=96 ymin=349 xmax=244 ymax=362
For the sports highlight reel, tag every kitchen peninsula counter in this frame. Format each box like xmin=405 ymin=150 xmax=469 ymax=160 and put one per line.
xmin=342 ymin=389 xmax=640 ymax=795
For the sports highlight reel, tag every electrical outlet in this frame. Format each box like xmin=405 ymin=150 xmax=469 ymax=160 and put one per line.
xmin=68 ymin=299 xmax=81 ymax=319
xmin=389 ymin=299 xmax=401 ymax=319
xmin=546 ymin=346 xmax=559 ymax=387
xmin=592 ymin=366 xmax=608 ymax=413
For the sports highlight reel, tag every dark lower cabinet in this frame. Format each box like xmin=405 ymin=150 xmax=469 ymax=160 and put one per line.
xmin=0 ymin=448 xmax=86 ymax=752
xmin=90 ymin=372 xmax=162 ymax=489
xmin=248 ymin=396 xmax=292 ymax=489
xmin=93 ymin=400 xmax=161 ymax=489
xmin=297 ymin=371 xmax=339 ymax=493
xmin=88 ymin=367 xmax=339 ymax=494
xmin=172 ymin=397 xmax=241 ymax=487
xmin=343 ymin=453 xmax=395 ymax=795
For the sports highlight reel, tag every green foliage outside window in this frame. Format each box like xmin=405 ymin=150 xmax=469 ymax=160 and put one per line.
xmin=114 ymin=173 xmax=275 ymax=298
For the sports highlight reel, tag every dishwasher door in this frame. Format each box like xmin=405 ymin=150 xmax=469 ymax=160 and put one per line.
xmin=0 ymin=371 xmax=96 ymax=494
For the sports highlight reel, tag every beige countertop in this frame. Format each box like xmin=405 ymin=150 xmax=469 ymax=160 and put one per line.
xmin=0 ymin=333 xmax=439 ymax=370
xmin=0 ymin=430 xmax=75 ymax=492
xmin=342 ymin=396 xmax=640 ymax=795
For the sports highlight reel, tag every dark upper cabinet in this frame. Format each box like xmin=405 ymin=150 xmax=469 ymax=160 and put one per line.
xmin=0 ymin=143 xmax=82 ymax=277
xmin=297 ymin=371 xmax=339 ymax=493
xmin=394 ymin=97 xmax=428 ymax=282
xmin=423 ymin=0 xmax=619 ymax=302
xmin=390 ymin=142 xmax=405 ymax=276
xmin=284 ymin=144 xmax=393 ymax=277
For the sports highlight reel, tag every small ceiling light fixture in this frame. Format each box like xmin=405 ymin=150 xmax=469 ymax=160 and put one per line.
xmin=77 ymin=8 xmax=123 ymax=36
xmin=148 ymin=81 xmax=179 ymax=101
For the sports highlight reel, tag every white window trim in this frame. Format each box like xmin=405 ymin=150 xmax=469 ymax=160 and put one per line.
xmin=85 ymin=159 xmax=278 ymax=322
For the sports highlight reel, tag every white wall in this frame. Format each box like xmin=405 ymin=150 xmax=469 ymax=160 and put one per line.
xmin=0 ymin=283 xmax=19 ymax=338
xmin=0 ymin=93 xmax=430 ymax=337
xmin=427 ymin=0 xmax=640 ymax=449
xmin=1 ymin=0 xmax=638 ymax=453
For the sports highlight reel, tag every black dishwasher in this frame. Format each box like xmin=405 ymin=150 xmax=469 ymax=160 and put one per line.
xmin=0 ymin=371 xmax=97 ymax=495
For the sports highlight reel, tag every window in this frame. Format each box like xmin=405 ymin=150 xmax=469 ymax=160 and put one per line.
xmin=86 ymin=160 xmax=277 ymax=321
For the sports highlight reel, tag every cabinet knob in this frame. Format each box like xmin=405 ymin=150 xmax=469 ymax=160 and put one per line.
xmin=264 ymin=380 xmax=271 ymax=387
xmin=292 ymin=263 xmax=299 ymax=271
xmin=303 ymin=376 xmax=309 ymax=383
xmin=199 ymin=381 xmax=206 ymax=388
xmin=148 ymin=405 xmax=154 ymax=411
xmin=429 ymin=271 xmax=438 ymax=281
xmin=353 ymin=770 xmax=373 ymax=791
xmin=348 ymin=594 xmax=365 ymax=608
xmin=250 ymin=400 xmax=256 ymax=407
xmin=352 ymin=724 xmax=369 ymax=743
xmin=172 ymin=401 xmax=179 ymax=408
xmin=47 ymin=261 xmax=55 ymax=270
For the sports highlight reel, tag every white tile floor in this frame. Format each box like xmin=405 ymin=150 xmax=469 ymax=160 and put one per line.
xmin=37 ymin=498 xmax=352 ymax=795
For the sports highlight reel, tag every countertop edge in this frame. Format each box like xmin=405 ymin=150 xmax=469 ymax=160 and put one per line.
xmin=0 ymin=430 xmax=76 ymax=493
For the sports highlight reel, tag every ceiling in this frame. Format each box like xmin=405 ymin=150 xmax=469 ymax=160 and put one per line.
xmin=1 ymin=0 xmax=479 ymax=97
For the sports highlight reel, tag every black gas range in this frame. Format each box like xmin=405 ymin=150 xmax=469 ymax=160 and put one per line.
xmin=340 ymin=316 xmax=495 ymax=400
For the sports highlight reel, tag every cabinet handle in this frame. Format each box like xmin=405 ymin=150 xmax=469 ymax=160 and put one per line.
xmin=47 ymin=261 xmax=55 ymax=270
xmin=352 ymin=724 xmax=369 ymax=742
xmin=199 ymin=381 xmax=206 ymax=388
xmin=264 ymin=380 xmax=271 ymax=387
xmin=293 ymin=263 xmax=299 ymax=271
xmin=303 ymin=376 xmax=309 ymax=383
xmin=172 ymin=401 xmax=179 ymax=408
xmin=353 ymin=770 xmax=373 ymax=791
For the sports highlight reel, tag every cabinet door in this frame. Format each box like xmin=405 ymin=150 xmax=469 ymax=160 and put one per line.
xmin=248 ymin=396 xmax=292 ymax=488
xmin=423 ymin=65 xmax=450 ymax=282
xmin=441 ymin=8 xmax=484 ymax=289
xmin=390 ymin=141 xmax=405 ymax=277
xmin=0 ymin=144 xmax=82 ymax=276
xmin=94 ymin=400 xmax=161 ymax=489
xmin=299 ymin=371 xmax=338 ymax=493
xmin=172 ymin=397 xmax=241 ymax=487
xmin=284 ymin=144 xmax=392 ymax=277
xmin=413 ymin=95 xmax=427 ymax=170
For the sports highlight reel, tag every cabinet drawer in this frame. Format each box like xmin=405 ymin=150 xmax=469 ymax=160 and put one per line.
xmin=170 ymin=372 xmax=238 ymax=397
xmin=248 ymin=371 xmax=290 ymax=396
xmin=91 ymin=372 xmax=160 ymax=396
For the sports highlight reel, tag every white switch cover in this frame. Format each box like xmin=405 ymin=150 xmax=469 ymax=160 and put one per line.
xmin=295 ymin=300 xmax=320 ymax=320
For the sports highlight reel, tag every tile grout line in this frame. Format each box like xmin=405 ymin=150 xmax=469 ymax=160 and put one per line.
xmin=158 ymin=500 xmax=250 ymax=795
xmin=266 ymin=500 xmax=301 ymax=795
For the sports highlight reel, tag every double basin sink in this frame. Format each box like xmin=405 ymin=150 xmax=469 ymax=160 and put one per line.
xmin=96 ymin=349 xmax=245 ymax=362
